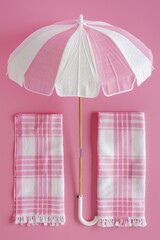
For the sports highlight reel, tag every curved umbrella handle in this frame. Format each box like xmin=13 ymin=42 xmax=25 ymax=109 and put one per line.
xmin=77 ymin=195 xmax=98 ymax=226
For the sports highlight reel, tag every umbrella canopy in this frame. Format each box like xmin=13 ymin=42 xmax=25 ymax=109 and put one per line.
xmin=8 ymin=15 xmax=153 ymax=97
xmin=7 ymin=15 xmax=153 ymax=226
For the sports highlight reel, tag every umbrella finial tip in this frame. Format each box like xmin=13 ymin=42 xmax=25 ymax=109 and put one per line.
xmin=79 ymin=14 xmax=84 ymax=24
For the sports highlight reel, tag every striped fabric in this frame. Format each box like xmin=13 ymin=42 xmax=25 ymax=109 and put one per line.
xmin=13 ymin=113 xmax=65 ymax=226
xmin=97 ymin=112 xmax=146 ymax=227
xmin=8 ymin=15 xmax=153 ymax=98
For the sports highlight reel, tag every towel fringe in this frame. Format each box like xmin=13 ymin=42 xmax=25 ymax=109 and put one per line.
xmin=97 ymin=217 xmax=147 ymax=227
xmin=14 ymin=215 xmax=65 ymax=226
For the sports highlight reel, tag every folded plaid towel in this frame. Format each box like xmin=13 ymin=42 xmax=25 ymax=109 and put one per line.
xmin=97 ymin=112 xmax=146 ymax=227
xmin=13 ymin=113 xmax=65 ymax=226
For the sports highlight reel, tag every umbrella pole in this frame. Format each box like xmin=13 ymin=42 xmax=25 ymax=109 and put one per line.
xmin=79 ymin=97 xmax=83 ymax=195
xmin=77 ymin=97 xmax=98 ymax=226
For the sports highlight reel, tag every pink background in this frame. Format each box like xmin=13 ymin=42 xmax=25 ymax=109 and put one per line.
xmin=0 ymin=0 xmax=159 ymax=239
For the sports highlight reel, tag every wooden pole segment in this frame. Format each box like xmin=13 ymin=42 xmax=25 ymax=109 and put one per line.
xmin=79 ymin=97 xmax=83 ymax=195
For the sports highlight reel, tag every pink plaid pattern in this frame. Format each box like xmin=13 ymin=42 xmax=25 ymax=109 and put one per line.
xmin=97 ymin=112 xmax=146 ymax=227
xmin=13 ymin=113 xmax=65 ymax=226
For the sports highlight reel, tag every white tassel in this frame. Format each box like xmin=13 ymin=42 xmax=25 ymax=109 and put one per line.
xmin=98 ymin=217 xmax=147 ymax=227
xmin=14 ymin=215 xmax=65 ymax=226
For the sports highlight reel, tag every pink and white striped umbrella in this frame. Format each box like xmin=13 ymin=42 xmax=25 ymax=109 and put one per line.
xmin=8 ymin=15 xmax=153 ymax=97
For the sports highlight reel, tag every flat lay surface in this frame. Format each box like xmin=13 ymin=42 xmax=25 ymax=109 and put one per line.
xmin=0 ymin=0 xmax=160 ymax=239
